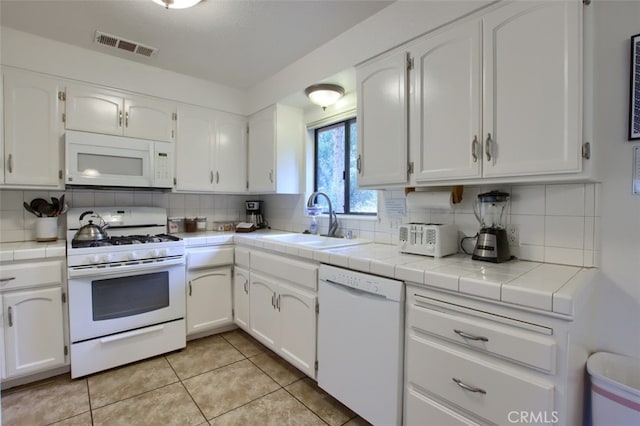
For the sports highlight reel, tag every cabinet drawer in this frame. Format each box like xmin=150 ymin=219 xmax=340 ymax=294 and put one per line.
xmin=0 ymin=260 xmax=63 ymax=291
xmin=187 ymin=246 xmax=233 ymax=270
xmin=251 ymin=251 xmax=317 ymax=290
xmin=409 ymin=298 xmax=556 ymax=373
xmin=407 ymin=336 xmax=554 ymax=426
xmin=235 ymin=246 xmax=250 ymax=268
xmin=405 ymin=388 xmax=481 ymax=426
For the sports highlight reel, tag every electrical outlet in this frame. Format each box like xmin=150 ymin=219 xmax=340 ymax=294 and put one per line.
xmin=507 ymin=224 xmax=519 ymax=246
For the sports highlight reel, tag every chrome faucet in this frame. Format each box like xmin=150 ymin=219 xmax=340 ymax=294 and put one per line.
xmin=306 ymin=192 xmax=339 ymax=237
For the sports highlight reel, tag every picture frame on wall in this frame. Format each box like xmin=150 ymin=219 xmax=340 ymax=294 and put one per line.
xmin=629 ymin=32 xmax=640 ymax=140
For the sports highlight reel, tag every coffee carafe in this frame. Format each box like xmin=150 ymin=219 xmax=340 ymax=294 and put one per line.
xmin=472 ymin=191 xmax=511 ymax=263
xmin=245 ymin=201 xmax=266 ymax=229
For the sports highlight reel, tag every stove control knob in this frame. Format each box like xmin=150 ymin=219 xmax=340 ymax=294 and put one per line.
xmin=150 ymin=249 xmax=160 ymax=258
xmin=159 ymin=248 xmax=168 ymax=257
xmin=102 ymin=254 xmax=113 ymax=263
xmin=129 ymin=252 xmax=139 ymax=261
xmin=88 ymin=255 xmax=100 ymax=264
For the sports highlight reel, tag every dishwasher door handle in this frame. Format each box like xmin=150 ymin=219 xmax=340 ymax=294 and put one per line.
xmin=322 ymin=279 xmax=390 ymax=300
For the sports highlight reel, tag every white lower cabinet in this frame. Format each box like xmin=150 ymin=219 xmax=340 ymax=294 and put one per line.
xmin=249 ymin=271 xmax=317 ymax=378
xmin=405 ymin=285 xmax=587 ymax=426
xmin=185 ymin=246 xmax=234 ymax=337
xmin=232 ymin=266 xmax=250 ymax=331
xmin=237 ymin=248 xmax=318 ymax=378
xmin=0 ymin=259 xmax=66 ymax=380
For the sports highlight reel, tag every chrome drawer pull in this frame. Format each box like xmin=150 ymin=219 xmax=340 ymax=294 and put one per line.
xmin=0 ymin=277 xmax=16 ymax=283
xmin=452 ymin=377 xmax=486 ymax=394
xmin=454 ymin=329 xmax=489 ymax=342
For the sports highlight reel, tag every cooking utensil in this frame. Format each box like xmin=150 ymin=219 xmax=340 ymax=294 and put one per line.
xmin=51 ymin=197 xmax=60 ymax=215
xmin=72 ymin=211 xmax=109 ymax=242
xmin=37 ymin=200 xmax=55 ymax=217
xmin=23 ymin=201 xmax=41 ymax=217
xmin=30 ymin=198 xmax=47 ymax=215
xmin=58 ymin=194 xmax=66 ymax=216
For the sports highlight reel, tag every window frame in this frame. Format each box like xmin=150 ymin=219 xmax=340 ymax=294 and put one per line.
xmin=313 ymin=117 xmax=376 ymax=216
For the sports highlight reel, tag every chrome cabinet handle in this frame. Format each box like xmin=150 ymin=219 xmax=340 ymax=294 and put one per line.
xmin=276 ymin=295 xmax=281 ymax=311
xmin=210 ymin=171 xmax=214 ymax=183
xmin=125 ymin=111 xmax=129 ymax=127
xmin=0 ymin=277 xmax=16 ymax=283
xmin=8 ymin=306 xmax=13 ymax=327
xmin=7 ymin=154 xmax=13 ymax=173
xmin=119 ymin=110 xmax=123 ymax=126
xmin=454 ymin=329 xmax=489 ymax=342
xmin=243 ymin=279 xmax=249 ymax=294
xmin=268 ymin=169 xmax=274 ymax=183
xmin=271 ymin=293 xmax=276 ymax=308
xmin=357 ymin=155 xmax=362 ymax=173
xmin=452 ymin=377 xmax=486 ymax=394
xmin=485 ymin=133 xmax=493 ymax=162
xmin=471 ymin=135 xmax=479 ymax=163
xmin=188 ymin=281 xmax=192 ymax=296
xmin=216 ymin=171 xmax=220 ymax=184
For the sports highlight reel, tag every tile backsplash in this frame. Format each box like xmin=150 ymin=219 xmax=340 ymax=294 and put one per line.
xmin=0 ymin=188 xmax=246 ymax=242
xmin=0 ymin=183 xmax=600 ymax=267
xmin=263 ymin=183 xmax=600 ymax=268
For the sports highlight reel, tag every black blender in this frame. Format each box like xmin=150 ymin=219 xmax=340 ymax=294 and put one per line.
xmin=472 ymin=191 xmax=511 ymax=263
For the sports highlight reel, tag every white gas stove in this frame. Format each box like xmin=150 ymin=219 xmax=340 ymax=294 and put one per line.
xmin=66 ymin=206 xmax=186 ymax=378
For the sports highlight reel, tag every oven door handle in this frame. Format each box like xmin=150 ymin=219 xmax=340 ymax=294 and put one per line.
xmin=68 ymin=257 xmax=185 ymax=278
xmin=99 ymin=324 xmax=165 ymax=344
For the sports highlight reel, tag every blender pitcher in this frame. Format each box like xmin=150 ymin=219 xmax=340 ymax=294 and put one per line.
xmin=472 ymin=191 xmax=511 ymax=263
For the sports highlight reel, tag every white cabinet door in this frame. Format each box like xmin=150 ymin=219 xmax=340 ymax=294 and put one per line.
xmin=186 ymin=267 xmax=233 ymax=336
xmin=482 ymin=1 xmax=582 ymax=178
xmin=356 ymin=51 xmax=409 ymax=186
xmin=214 ymin=112 xmax=247 ymax=192
xmin=410 ymin=19 xmax=483 ymax=182
xmin=65 ymin=84 xmax=123 ymax=136
xmin=249 ymin=272 xmax=279 ymax=348
xmin=247 ymin=104 xmax=303 ymax=194
xmin=66 ymin=84 xmax=176 ymax=142
xmin=248 ymin=106 xmax=276 ymax=193
xmin=176 ymin=104 xmax=214 ymax=191
xmin=124 ymin=96 xmax=176 ymax=142
xmin=3 ymin=70 xmax=63 ymax=187
xmin=277 ymin=281 xmax=317 ymax=378
xmin=2 ymin=287 xmax=65 ymax=378
xmin=233 ymin=267 xmax=251 ymax=331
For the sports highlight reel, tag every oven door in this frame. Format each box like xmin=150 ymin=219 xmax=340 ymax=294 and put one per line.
xmin=68 ymin=258 xmax=185 ymax=343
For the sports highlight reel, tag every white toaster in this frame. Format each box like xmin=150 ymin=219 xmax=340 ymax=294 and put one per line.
xmin=398 ymin=223 xmax=458 ymax=257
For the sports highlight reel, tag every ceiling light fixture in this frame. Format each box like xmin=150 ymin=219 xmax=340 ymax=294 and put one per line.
xmin=152 ymin=0 xmax=202 ymax=9
xmin=305 ymin=84 xmax=345 ymax=110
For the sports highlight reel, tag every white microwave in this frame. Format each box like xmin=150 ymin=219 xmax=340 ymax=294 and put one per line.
xmin=65 ymin=130 xmax=174 ymax=189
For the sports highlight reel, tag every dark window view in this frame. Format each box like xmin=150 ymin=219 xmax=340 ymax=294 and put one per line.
xmin=315 ymin=119 xmax=377 ymax=215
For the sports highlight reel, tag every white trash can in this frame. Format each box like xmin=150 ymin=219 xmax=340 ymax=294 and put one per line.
xmin=587 ymin=352 xmax=640 ymax=426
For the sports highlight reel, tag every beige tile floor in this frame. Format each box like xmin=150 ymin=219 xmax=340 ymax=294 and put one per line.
xmin=1 ymin=329 xmax=372 ymax=426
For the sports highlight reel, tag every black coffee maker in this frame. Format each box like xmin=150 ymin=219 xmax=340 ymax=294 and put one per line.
xmin=245 ymin=201 xmax=266 ymax=229
xmin=472 ymin=191 xmax=511 ymax=263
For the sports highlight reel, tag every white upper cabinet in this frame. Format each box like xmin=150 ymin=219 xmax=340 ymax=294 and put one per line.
xmin=2 ymin=69 xmax=63 ymax=188
xmin=481 ymin=1 xmax=582 ymax=178
xmin=176 ymin=104 xmax=247 ymax=192
xmin=248 ymin=104 xmax=303 ymax=194
xmin=410 ymin=20 xmax=483 ymax=182
xmin=356 ymin=51 xmax=409 ymax=187
xmin=410 ymin=1 xmax=583 ymax=184
xmin=65 ymin=84 xmax=176 ymax=142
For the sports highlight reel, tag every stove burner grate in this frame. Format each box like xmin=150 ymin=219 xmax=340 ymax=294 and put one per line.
xmin=72 ymin=234 xmax=181 ymax=248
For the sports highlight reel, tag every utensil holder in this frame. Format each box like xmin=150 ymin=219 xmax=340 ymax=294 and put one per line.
xmin=36 ymin=217 xmax=58 ymax=242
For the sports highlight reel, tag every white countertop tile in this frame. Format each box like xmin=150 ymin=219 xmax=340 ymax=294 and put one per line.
xmin=501 ymin=264 xmax=581 ymax=311
xmin=0 ymin=240 xmax=67 ymax=261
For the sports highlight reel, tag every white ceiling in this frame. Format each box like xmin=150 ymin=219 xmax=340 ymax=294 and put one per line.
xmin=0 ymin=0 xmax=392 ymax=91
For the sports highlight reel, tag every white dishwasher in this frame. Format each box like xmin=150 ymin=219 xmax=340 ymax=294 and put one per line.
xmin=318 ymin=264 xmax=404 ymax=426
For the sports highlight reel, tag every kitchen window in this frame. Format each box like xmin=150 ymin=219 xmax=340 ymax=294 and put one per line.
xmin=314 ymin=118 xmax=377 ymax=215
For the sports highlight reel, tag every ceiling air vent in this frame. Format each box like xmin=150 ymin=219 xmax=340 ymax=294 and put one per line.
xmin=94 ymin=31 xmax=158 ymax=58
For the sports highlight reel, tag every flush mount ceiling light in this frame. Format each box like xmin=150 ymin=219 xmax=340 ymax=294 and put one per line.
xmin=152 ymin=0 xmax=202 ymax=9
xmin=305 ymin=84 xmax=345 ymax=110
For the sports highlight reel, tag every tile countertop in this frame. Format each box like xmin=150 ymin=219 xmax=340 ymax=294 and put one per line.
xmin=0 ymin=240 xmax=67 ymax=262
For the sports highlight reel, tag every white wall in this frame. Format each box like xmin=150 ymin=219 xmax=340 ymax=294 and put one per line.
xmin=591 ymin=0 xmax=640 ymax=358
